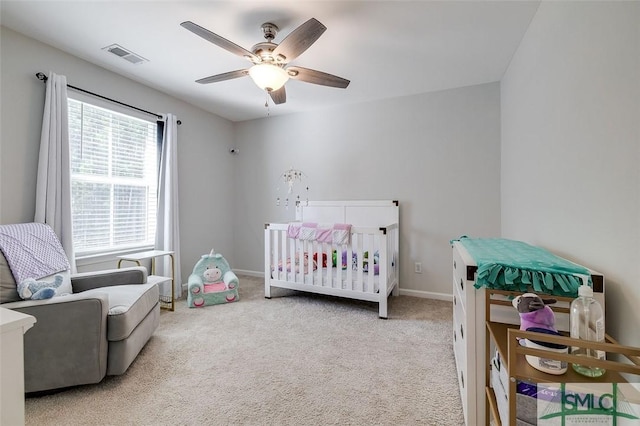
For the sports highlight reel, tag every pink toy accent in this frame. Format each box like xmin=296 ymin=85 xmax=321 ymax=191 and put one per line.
xmin=226 ymin=294 xmax=236 ymax=302
xmin=204 ymin=282 xmax=226 ymax=293
xmin=193 ymin=297 xmax=204 ymax=307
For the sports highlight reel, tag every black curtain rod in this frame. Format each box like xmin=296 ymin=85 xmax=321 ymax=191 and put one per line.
xmin=36 ymin=72 xmax=181 ymax=125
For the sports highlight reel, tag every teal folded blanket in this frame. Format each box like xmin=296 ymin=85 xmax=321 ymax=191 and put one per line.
xmin=454 ymin=237 xmax=590 ymax=296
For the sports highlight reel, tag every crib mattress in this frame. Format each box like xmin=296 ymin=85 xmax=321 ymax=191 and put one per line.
xmin=273 ymin=268 xmax=381 ymax=293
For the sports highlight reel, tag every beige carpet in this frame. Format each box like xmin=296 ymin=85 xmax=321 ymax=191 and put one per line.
xmin=25 ymin=276 xmax=464 ymax=425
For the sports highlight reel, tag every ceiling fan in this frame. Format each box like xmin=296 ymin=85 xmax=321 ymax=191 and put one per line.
xmin=180 ymin=18 xmax=350 ymax=105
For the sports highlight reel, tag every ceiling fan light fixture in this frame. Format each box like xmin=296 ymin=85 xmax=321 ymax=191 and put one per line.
xmin=249 ymin=63 xmax=289 ymax=91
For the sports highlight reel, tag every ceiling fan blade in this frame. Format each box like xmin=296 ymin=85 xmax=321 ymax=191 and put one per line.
xmin=196 ymin=69 xmax=249 ymax=84
xmin=286 ymin=66 xmax=350 ymax=89
xmin=269 ymin=86 xmax=287 ymax=105
xmin=181 ymin=21 xmax=259 ymax=62
xmin=272 ymin=18 xmax=326 ymax=63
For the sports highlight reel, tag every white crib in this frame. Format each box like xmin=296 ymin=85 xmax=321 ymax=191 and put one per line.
xmin=264 ymin=200 xmax=400 ymax=318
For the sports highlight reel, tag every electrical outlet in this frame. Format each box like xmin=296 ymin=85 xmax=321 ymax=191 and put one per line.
xmin=415 ymin=262 xmax=422 ymax=274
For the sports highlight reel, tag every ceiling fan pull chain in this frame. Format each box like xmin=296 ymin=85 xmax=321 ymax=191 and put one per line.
xmin=265 ymin=91 xmax=270 ymax=116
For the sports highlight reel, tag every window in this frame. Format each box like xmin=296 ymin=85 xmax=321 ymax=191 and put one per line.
xmin=68 ymin=97 xmax=158 ymax=255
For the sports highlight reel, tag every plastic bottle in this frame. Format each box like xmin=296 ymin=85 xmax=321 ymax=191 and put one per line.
xmin=570 ymin=284 xmax=606 ymax=377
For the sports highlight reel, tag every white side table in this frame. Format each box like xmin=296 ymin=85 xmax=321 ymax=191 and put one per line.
xmin=117 ymin=250 xmax=175 ymax=311
xmin=1 ymin=307 xmax=36 ymax=425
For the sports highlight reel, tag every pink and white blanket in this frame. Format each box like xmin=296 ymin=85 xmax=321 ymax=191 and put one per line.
xmin=287 ymin=222 xmax=352 ymax=245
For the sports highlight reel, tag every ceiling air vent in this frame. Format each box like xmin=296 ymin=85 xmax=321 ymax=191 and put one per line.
xmin=102 ymin=44 xmax=148 ymax=65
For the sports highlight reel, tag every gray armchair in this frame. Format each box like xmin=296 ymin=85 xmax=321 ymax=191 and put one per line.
xmin=0 ymin=250 xmax=160 ymax=393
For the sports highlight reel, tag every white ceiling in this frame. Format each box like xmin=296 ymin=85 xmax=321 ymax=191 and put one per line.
xmin=1 ymin=1 xmax=540 ymax=122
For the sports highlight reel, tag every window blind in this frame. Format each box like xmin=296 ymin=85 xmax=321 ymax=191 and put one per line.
xmin=68 ymin=98 xmax=158 ymax=254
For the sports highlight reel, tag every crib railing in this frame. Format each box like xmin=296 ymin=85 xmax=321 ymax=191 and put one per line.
xmin=264 ymin=223 xmax=399 ymax=296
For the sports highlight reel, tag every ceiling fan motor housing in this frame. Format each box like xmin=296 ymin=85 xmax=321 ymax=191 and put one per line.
xmin=261 ymin=23 xmax=278 ymax=41
xmin=251 ymin=42 xmax=280 ymax=63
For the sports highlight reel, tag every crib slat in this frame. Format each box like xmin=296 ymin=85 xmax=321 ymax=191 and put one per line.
xmin=325 ymin=245 xmax=332 ymax=288
xmin=335 ymin=244 xmax=343 ymax=289
xmin=308 ymin=240 xmax=314 ymax=280
xmin=269 ymin=228 xmax=276 ymax=280
xmin=291 ymin=235 xmax=297 ymax=282
xmin=366 ymin=233 xmax=375 ymax=293
xmin=317 ymin=244 xmax=321 ymax=284
xmin=355 ymin=233 xmax=363 ymax=292
xmin=305 ymin=240 xmax=311 ymax=279
xmin=361 ymin=233 xmax=368 ymax=292
xmin=346 ymin=240 xmax=354 ymax=291
xmin=363 ymin=233 xmax=368 ymax=292
xmin=315 ymin=241 xmax=322 ymax=286
xmin=275 ymin=230 xmax=281 ymax=281
xmin=302 ymin=240 xmax=307 ymax=279
xmin=272 ymin=230 xmax=278 ymax=280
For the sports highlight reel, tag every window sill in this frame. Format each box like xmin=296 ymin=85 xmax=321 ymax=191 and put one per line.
xmin=75 ymin=246 xmax=155 ymax=268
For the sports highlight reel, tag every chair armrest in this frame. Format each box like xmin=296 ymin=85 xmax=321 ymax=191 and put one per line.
xmin=2 ymin=293 xmax=109 ymax=393
xmin=223 ymin=270 xmax=239 ymax=289
xmin=71 ymin=266 xmax=148 ymax=292
xmin=187 ymin=273 xmax=203 ymax=292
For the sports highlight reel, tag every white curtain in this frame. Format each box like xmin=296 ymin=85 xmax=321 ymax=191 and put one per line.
xmin=155 ymin=113 xmax=181 ymax=299
xmin=34 ymin=72 xmax=76 ymax=272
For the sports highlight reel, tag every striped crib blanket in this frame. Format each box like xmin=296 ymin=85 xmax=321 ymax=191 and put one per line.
xmin=287 ymin=222 xmax=352 ymax=245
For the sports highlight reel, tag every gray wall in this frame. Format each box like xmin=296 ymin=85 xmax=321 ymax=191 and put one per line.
xmin=0 ymin=25 xmax=503 ymax=299
xmin=233 ymin=83 xmax=502 ymax=297
xmin=5 ymin=1 xmax=635 ymax=347
xmin=501 ymin=2 xmax=640 ymax=346
xmin=0 ymin=27 xmax=237 ymax=286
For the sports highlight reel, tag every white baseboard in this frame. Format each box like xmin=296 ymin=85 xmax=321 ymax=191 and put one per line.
xmin=398 ymin=288 xmax=453 ymax=302
xmin=234 ymin=269 xmax=265 ymax=278
xmin=235 ymin=270 xmax=453 ymax=303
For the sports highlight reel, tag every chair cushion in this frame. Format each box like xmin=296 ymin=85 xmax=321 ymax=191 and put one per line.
xmin=0 ymin=251 xmax=19 ymax=303
xmin=82 ymin=283 xmax=158 ymax=341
